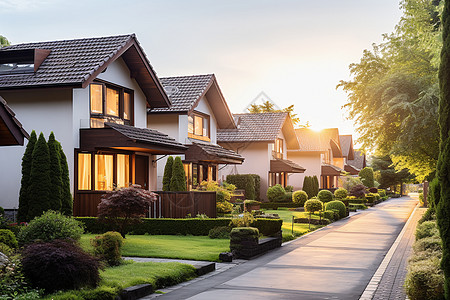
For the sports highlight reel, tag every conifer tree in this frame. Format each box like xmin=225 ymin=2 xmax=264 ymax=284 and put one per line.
xmin=47 ymin=132 xmax=62 ymax=211
xmin=313 ymin=175 xmax=319 ymax=196
xmin=27 ymin=133 xmax=52 ymax=220
xmin=359 ymin=167 xmax=375 ymax=188
xmin=59 ymin=143 xmax=73 ymax=216
xmin=162 ymin=156 xmax=174 ymax=191
xmin=437 ymin=0 xmax=450 ymax=296
xmin=169 ymin=156 xmax=187 ymax=191
xmin=302 ymin=176 xmax=314 ymax=199
xmin=17 ymin=130 xmax=37 ymax=222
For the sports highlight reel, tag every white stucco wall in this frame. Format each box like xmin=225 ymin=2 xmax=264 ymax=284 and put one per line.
xmin=0 ymin=89 xmax=73 ymax=210
xmin=288 ymin=151 xmax=322 ymax=191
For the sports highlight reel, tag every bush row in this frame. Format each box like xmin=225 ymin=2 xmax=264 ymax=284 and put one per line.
xmin=76 ymin=217 xmax=282 ymax=237
xmin=226 ymin=174 xmax=260 ymax=201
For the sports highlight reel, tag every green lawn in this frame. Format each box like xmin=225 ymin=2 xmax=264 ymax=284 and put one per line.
xmin=80 ymin=234 xmax=230 ymax=262
xmin=262 ymin=209 xmax=322 ymax=237
xmin=44 ymin=260 xmax=196 ymax=299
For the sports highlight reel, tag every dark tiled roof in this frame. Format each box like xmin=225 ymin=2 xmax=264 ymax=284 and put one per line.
xmin=339 ymin=135 xmax=353 ymax=158
xmin=192 ymin=142 xmax=243 ymax=161
xmin=105 ymin=122 xmax=187 ymax=150
xmin=0 ymin=96 xmax=29 ymax=145
xmin=217 ymin=112 xmax=288 ymax=143
xmin=270 ymin=158 xmax=305 ymax=173
xmin=348 ymin=150 xmax=366 ymax=170
xmin=150 ymin=74 xmax=213 ymax=112
xmin=0 ymin=35 xmax=134 ymax=88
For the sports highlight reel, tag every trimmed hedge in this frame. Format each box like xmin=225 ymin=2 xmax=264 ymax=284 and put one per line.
xmin=76 ymin=217 xmax=282 ymax=237
xmin=226 ymin=174 xmax=258 ymax=200
xmin=325 ymin=200 xmax=347 ymax=219
xmin=259 ymin=202 xmax=301 ymax=210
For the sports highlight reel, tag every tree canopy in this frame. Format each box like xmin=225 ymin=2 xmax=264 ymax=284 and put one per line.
xmin=338 ymin=0 xmax=443 ymax=181
xmin=0 ymin=35 xmax=9 ymax=48
xmin=247 ymin=100 xmax=309 ymax=128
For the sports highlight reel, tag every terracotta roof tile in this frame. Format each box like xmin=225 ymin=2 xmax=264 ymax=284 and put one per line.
xmin=217 ymin=112 xmax=287 ymax=142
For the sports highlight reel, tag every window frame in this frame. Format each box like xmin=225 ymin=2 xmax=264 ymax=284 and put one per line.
xmin=187 ymin=111 xmax=210 ymax=141
xmin=89 ymin=80 xmax=134 ymax=128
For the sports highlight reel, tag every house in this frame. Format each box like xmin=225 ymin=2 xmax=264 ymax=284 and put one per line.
xmin=218 ymin=112 xmax=305 ymax=200
xmin=0 ymin=34 xmax=187 ymax=216
xmin=347 ymin=150 xmax=366 ymax=172
xmin=0 ymin=96 xmax=29 ymax=146
xmin=339 ymin=135 xmax=359 ymax=175
xmin=147 ymin=74 xmax=244 ymax=189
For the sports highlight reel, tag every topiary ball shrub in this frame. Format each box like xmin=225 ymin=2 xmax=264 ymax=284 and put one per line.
xmin=405 ymin=257 xmax=444 ymax=300
xmin=0 ymin=229 xmax=18 ymax=248
xmin=323 ymin=210 xmax=336 ymax=222
xmin=416 ymin=221 xmax=439 ymax=241
xmin=317 ymin=190 xmax=334 ymax=203
xmin=285 ymin=185 xmax=294 ymax=193
xmin=91 ymin=231 xmax=123 ymax=266
xmin=292 ymin=190 xmax=308 ymax=206
xmin=266 ymin=184 xmax=286 ymax=202
xmin=304 ymin=199 xmax=323 ymax=213
xmin=21 ymin=240 xmax=100 ymax=293
xmin=350 ymin=184 xmax=367 ymax=198
xmin=325 ymin=200 xmax=347 ymax=219
xmin=17 ymin=210 xmax=84 ymax=246
xmin=208 ymin=226 xmax=231 ymax=239
xmin=284 ymin=192 xmax=293 ymax=202
xmin=334 ymin=188 xmax=348 ymax=199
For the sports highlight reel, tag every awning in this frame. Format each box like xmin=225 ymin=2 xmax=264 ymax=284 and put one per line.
xmin=270 ymin=158 xmax=306 ymax=173
xmin=79 ymin=122 xmax=187 ymax=154
xmin=321 ymin=163 xmax=345 ymax=176
xmin=184 ymin=142 xmax=244 ymax=164
xmin=344 ymin=164 xmax=360 ymax=175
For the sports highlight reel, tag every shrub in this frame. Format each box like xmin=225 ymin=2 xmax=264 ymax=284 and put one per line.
xmin=303 ymin=176 xmax=314 ymax=198
xmin=47 ymin=132 xmax=62 ymax=213
xmin=365 ymin=194 xmax=376 ymax=203
xmin=284 ymin=192 xmax=293 ymax=202
xmin=334 ymin=188 xmax=348 ymax=199
xmin=229 ymin=212 xmax=256 ymax=228
xmin=0 ymin=229 xmax=18 ymax=248
xmin=419 ymin=193 xmax=424 ymax=206
xmin=217 ymin=201 xmax=233 ymax=214
xmin=226 ymin=174 xmax=257 ymax=200
xmin=342 ymin=175 xmax=364 ymax=192
xmin=244 ymin=200 xmax=260 ymax=205
xmin=359 ymin=167 xmax=375 ymax=188
xmin=325 ymin=200 xmax=347 ymax=219
xmin=292 ymin=190 xmax=308 ymax=206
xmin=91 ymin=231 xmax=123 ymax=266
xmin=17 ymin=210 xmax=84 ymax=246
xmin=267 ymin=184 xmax=286 ymax=202
xmin=378 ymin=189 xmax=386 ymax=197
xmin=413 ymin=236 xmax=442 ymax=253
xmin=312 ymin=176 xmax=319 ymax=197
xmin=18 ymin=131 xmax=37 ymax=223
xmin=416 ymin=221 xmax=439 ymax=240
xmin=162 ymin=156 xmax=174 ymax=191
xmin=259 ymin=202 xmax=301 ymax=209
xmin=285 ymin=185 xmax=293 ymax=192
xmin=208 ymin=226 xmax=231 ymax=239
xmin=317 ymin=190 xmax=334 ymax=203
xmin=304 ymin=199 xmax=323 ymax=213
xmin=350 ymin=184 xmax=367 ymax=198
xmin=170 ymin=156 xmax=187 ymax=191
xmin=58 ymin=143 xmax=73 ymax=216
xmin=230 ymin=227 xmax=259 ymax=252
xmin=405 ymin=257 xmax=444 ymax=300
xmin=251 ymin=218 xmax=282 ymax=236
xmin=323 ymin=210 xmax=336 ymax=221
xmin=97 ymin=185 xmax=158 ymax=237
xmin=368 ymin=187 xmax=378 ymax=193
xmin=22 ymin=240 xmax=100 ymax=293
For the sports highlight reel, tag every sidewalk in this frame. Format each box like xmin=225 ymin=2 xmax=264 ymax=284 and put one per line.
xmin=140 ymin=196 xmax=418 ymax=300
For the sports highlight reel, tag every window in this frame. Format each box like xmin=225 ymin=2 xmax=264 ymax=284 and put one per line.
xmin=90 ymin=82 xmax=133 ymax=128
xmin=78 ymin=153 xmax=91 ymax=190
xmin=272 ymin=138 xmax=284 ymax=159
xmin=116 ymin=154 xmax=130 ymax=189
xmin=95 ymin=154 xmax=114 ymax=190
xmin=188 ymin=112 xmax=210 ymax=141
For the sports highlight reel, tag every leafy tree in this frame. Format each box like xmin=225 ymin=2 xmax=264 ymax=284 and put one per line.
xmin=59 ymin=143 xmax=72 ymax=216
xmin=27 ymin=133 xmax=51 ymax=221
xmin=437 ymin=0 xmax=450 ymax=295
xmin=359 ymin=167 xmax=375 ymax=188
xmin=0 ymin=35 xmax=9 ymax=48
xmin=162 ymin=156 xmax=174 ymax=191
xmin=47 ymin=132 xmax=62 ymax=211
xmin=247 ymin=101 xmax=309 ymax=128
xmin=97 ymin=185 xmax=158 ymax=237
xmin=169 ymin=156 xmax=187 ymax=191
xmin=17 ymin=130 xmax=36 ymax=222
xmin=337 ymin=0 xmax=443 ymax=181
xmin=302 ymin=176 xmax=314 ymax=198
xmin=371 ymin=154 xmax=411 ymax=189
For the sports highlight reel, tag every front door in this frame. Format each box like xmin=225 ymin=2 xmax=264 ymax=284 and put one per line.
xmin=135 ymin=155 xmax=149 ymax=189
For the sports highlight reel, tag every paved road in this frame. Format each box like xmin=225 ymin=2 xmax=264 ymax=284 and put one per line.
xmin=154 ymin=196 xmax=418 ymax=300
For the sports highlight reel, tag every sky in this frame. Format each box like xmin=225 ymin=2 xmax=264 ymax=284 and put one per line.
xmin=0 ymin=0 xmax=403 ymax=139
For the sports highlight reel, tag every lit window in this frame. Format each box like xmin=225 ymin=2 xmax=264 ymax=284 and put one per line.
xmin=124 ymin=92 xmax=131 ymax=120
xmin=188 ymin=113 xmax=210 ymax=139
xmin=194 ymin=116 xmax=203 ymax=136
xmin=95 ymin=154 xmax=113 ymax=190
xmin=106 ymin=87 xmax=119 ymax=117
xmin=90 ymin=84 xmax=103 ymax=114
xmin=78 ymin=153 xmax=91 ymax=190
xmin=116 ymin=154 xmax=130 ymax=189
xmin=188 ymin=116 xmax=194 ymax=134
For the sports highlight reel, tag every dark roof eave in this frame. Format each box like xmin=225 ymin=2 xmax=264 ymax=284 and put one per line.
xmin=0 ymin=82 xmax=82 ymax=90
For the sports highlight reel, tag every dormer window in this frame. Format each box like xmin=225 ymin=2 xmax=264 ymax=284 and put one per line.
xmin=0 ymin=48 xmax=50 ymax=75
xmin=90 ymin=81 xmax=133 ymax=128
xmin=188 ymin=112 xmax=210 ymax=141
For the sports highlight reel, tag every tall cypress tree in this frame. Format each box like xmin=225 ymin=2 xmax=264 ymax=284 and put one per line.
xmin=17 ymin=130 xmax=37 ymax=222
xmin=47 ymin=132 xmax=62 ymax=211
xmin=303 ymin=176 xmax=314 ymax=199
xmin=162 ymin=156 xmax=174 ymax=191
xmin=27 ymin=133 xmax=52 ymax=221
xmin=313 ymin=175 xmax=319 ymax=196
xmin=58 ymin=142 xmax=73 ymax=216
xmin=169 ymin=156 xmax=187 ymax=191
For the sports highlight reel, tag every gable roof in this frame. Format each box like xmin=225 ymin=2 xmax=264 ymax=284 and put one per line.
xmin=339 ymin=135 xmax=355 ymax=160
xmin=293 ymin=128 xmax=323 ymax=152
xmin=184 ymin=142 xmax=244 ymax=164
xmin=0 ymin=96 xmax=29 ymax=146
xmin=0 ymin=34 xmax=170 ymax=108
xmin=217 ymin=112 xmax=299 ymax=149
xmin=348 ymin=150 xmax=366 ymax=170
xmin=149 ymin=74 xmax=236 ymax=129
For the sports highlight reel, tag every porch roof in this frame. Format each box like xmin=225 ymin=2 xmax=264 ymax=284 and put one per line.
xmin=184 ymin=142 xmax=244 ymax=164
xmin=79 ymin=122 xmax=187 ymax=154
xmin=344 ymin=164 xmax=360 ymax=175
xmin=0 ymin=96 xmax=29 ymax=146
xmin=321 ymin=163 xmax=345 ymax=176
xmin=270 ymin=158 xmax=306 ymax=173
